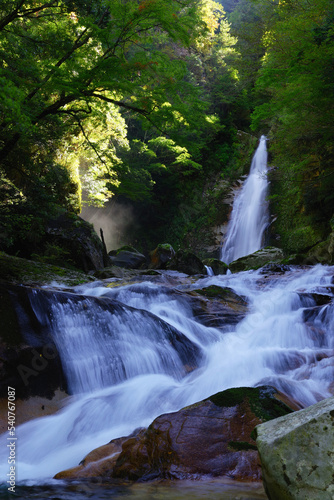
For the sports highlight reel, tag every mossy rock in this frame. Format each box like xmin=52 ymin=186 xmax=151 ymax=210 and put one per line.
xmin=45 ymin=213 xmax=105 ymax=272
xmin=208 ymin=386 xmax=293 ymax=422
xmin=167 ymin=250 xmax=205 ymax=275
xmin=149 ymin=243 xmax=175 ymax=269
xmin=193 ymin=284 xmax=246 ymax=304
xmin=256 ymin=395 xmax=334 ymax=500
xmin=303 ymin=232 xmax=334 ymax=265
xmin=0 ymin=252 xmax=94 ymax=287
xmin=229 ymin=247 xmax=284 ymax=273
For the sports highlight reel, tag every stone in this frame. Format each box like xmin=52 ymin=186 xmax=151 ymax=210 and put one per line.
xmin=189 ymin=285 xmax=248 ymax=329
xmin=55 ymin=386 xmax=294 ymax=482
xmin=109 ymin=250 xmax=147 ymax=269
xmin=45 ymin=213 xmax=105 ymax=272
xmin=0 ymin=252 xmax=93 ymax=287
xmin=303 ymin=232 xmax=334 ymax=266
xmin=149 ymin=244 xmax=175 ymax=269
xmin=229 ymin=247 xmax=284 ymax=273
xmin=0 ymin=283 xmax=68 ymax=399
xmin=255 ymin=395 xmax=334 ymax=500
xmin=167 ymin=250 xmax=206 ymax=275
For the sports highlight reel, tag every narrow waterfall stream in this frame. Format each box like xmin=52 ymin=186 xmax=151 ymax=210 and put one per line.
xmin=221 ymin=136 xmax=269 ymax=264
xmin=0 ymin=265 xmax=333 ymax=490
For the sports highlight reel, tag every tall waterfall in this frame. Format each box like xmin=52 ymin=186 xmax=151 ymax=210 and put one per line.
xmin=221 ymin=135 xmax=269 ymax=264
xmin=0 ymin=265 xmax=334 ymax=483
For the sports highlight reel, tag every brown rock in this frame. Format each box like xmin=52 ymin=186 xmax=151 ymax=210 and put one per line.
xmin=55 ymin=386 xmax=294 ymax=482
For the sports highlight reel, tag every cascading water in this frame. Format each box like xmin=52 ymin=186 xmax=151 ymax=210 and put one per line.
xmin=0 ymin=265 xmax=333 ymax=486
xmin=221 ymin=135 xmax=269 ymax=264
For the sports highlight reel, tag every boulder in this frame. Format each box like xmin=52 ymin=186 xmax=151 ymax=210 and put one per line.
xmin=149 ymin=244 xmax=175 ymax=269
xmin=303 ymin=232 xmax=334 ymax=266
xmin=45 ymin=213 xmax=105 ymax=272
xmin=255 ymin=395 xmax=334 ymax=500
xmin=55 ymin=386 xmax=294 ymax=482
xmin=109 ymin=249 xmax=147 ymax=269
xmin=167 ymin=250 xmax=206 ymax=275
xmin=229 ymin=247 xmax=284 ymax=273
xmin=203 ymin=258 xmax=229 ymax=275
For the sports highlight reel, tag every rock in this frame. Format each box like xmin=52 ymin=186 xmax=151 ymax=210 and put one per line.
xmin=109 ymin=250 xmax=147 ymax=269
xmin=229 ymin=247 xmax=284 ymax=273
xmin=0 ymin=283 xmax=68 ymax=399
xmin=188 ymin=285 xmax=248 ymax=329
xmin=149 ymin=244 xmax=175 ymax=269
xmin=0 ymin=252 xmax=93 ymax=287
xmin=45 ymin=213 xmax=105 ymax=272
xmin=255 ymin=395 xmax=334 ymax=500
xmin=55 ymin=386 xmax=294 ymax=482
xmin=167 ymin=250 xmax=205 ymax=275
xmin=203 ymin=258 xmax=229 ymax=275
xmin=303 ymin=232 xmax=334 ymax=265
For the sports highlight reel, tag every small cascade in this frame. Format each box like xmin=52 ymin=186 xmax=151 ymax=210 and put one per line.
xmin=205 ymin=265 xmax=214 ymax=276
xmin=221 ymin=135 xmax=269 ymax=264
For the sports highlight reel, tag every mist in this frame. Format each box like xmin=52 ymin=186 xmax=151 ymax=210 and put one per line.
xmin=80 ymin=201 xmax=137 ymax=253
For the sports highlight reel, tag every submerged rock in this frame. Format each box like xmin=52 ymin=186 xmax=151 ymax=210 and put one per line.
xmin=229 ymin=247 xmax=284 ymax=273
xmin=55 ymin=386 xmax=294 ymax=482
xmin=255 ymin=395 xmax=334 ymax=500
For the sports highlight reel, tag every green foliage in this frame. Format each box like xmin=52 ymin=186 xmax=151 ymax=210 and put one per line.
xmin=244 ymin=0 xmax=334 ymax=253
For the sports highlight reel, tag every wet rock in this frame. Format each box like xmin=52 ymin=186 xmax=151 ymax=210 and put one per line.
xmin=255 ymin=395 xmax=334 ymax=500
xmin=149 ymin=244 xmax=175 ymax=270
xmin=167 ymin=250 xmax=205 ymax=275
xmin=203 ymin=258 xmax=229 ymax=275
xmin=229 ymin=247 xmax=284 ymax=273
xmin=189 ymin=285 xmax=248 ymax=329
xmin=55 ymin=386 xmax=294 ymax=482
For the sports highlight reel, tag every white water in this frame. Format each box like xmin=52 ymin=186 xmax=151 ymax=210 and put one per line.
xmin=0 ymin=265 xmax=333 ymax=483
xmin=221 ymin=136 xmax=269 ymax=264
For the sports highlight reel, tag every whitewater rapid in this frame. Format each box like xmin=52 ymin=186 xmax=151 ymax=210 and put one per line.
xmin=0 ymin=264 xmax=333 ymax=483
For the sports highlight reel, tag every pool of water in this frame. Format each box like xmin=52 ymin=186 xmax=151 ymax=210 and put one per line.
xmin=0 ymin=479 xmax=267 ymax=499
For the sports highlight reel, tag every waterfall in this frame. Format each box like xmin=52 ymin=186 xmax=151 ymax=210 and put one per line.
xmin=1 ymin=265 xmax=334 ymax=483
xmin=221 ymin=135 xmax=269 ymax=264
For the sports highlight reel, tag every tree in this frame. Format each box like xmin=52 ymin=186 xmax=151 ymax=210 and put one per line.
xmin=250 ymin=0 xmax=334 ymax=251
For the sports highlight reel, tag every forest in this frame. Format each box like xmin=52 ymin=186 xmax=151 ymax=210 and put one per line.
xmin=0 ymin=0 xmax=333 ymax=260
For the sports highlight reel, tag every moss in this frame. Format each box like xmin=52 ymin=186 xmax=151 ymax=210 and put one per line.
xmin=0 ymin=251 xmax=94 ymax=286
xmin=194 ymin=285 xmax=234 ymax=299
xmin=208 ymin=387 xmax=294 ymax=422
xmin=115 ymin=245 xmax=139 ymax=255
xmin=157 ymin=243 xmax=174 ymax=251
